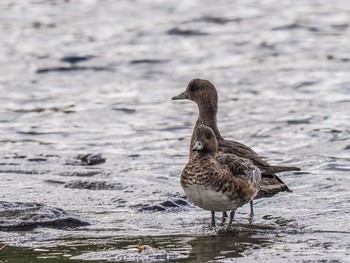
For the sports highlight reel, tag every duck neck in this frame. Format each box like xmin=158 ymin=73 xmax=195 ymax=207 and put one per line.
xmin=193 ymin=101 xmax=223 ymax=142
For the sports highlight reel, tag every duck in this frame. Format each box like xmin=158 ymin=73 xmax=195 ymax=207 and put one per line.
xmin=172 ymin=79 xmax=300 ymax=218
xmin=181 ymin=124 xmax=261 ymax=228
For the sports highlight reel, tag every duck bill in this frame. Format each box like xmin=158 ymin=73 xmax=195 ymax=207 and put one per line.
xmin=171 ymin=92 xmax=188 ymax=100
xmin=191 ymin=141 xmax=203 ymax=151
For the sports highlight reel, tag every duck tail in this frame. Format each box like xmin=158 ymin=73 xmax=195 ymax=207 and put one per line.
xmin=255 ymin=173 xmax=292 ymax=199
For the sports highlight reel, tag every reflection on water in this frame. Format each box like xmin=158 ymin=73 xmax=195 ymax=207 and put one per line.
xmin=1 ymin=0 xmax=350 ymax=262
xmin=187 ymin=231 xmax=272 ymax=262
xmin=0 ymin=229 xmax=273 ymax=262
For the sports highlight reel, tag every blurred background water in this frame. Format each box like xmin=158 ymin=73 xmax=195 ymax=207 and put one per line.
xmin=0 ymin=0 xmax=349 ymax=262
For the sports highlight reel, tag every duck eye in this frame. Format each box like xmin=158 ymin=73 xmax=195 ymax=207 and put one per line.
xmin=206 ymin=134 xmax=211 ymax=140
xmin=190 ymin=85 xmax=198 ymax=92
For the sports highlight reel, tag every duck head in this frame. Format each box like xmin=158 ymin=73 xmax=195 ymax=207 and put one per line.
xmin=171 ymin=79 xmax=218 ymax=108
xmin=191 ymin=125 xmax=218 ymax=156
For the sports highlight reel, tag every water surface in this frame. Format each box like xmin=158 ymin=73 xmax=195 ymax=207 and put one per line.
xmin=0 ymin=0 xmax=349 ymax=262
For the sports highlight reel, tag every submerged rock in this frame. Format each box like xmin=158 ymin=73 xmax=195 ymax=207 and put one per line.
xmin=76 ymin=153 xmax=106 ymax=166
xmin=65 ymin=153 xmax=106 ymax=166
xmin=0 ymin=201 xmax=89 ymax=231
xmin=167 ymin=27 xmax=208 ymax=36
xmin=133 ymin=198 xmax=191 ymax=212
xmin=60 ymin=55 xmax=95 ymax=65
xmin=59 ymin=170 xmax=102 ymax=177
xmin=36 ymin=66 xmax=114 ymax=74
xmin=64 ymin=180 xmax=126 ymax=190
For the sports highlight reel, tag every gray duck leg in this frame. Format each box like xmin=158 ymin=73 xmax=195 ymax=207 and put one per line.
xmin=221 ymin=211 xmax=228 ymax=224
xmin=227 ymin=210 xmax=235 ymax=228
xmin=249 ymin=201 xmax=254 ymax=217
xmin=211 ymin=211 xmax=216 ymax=227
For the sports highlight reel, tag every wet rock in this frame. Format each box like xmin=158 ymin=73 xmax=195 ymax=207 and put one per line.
xmin=64 ymin=180 xmax=126 ymax=190
xmin=138 ymin=205 xmax=166 ymax=212
xmin=39 ymin=154 xmax=60 ymax=158
xmin=16 ymin=131 xmax=63 ymax=135
xmin=326 ymin=54 xmax=350 ymax=62
xmin=167 ymin=27 xmax=208 ymax=36
xmin=287 ymin=118 xmax=311 ymax=125
xmin=4 ymin=154 xmax=27 ymax=159
xmin=60 ymin=55 xmax=95 ymax=65
xmin=331 ymin=23 xmax=349 ymax=30
xmin=111 ymin=197 xmax=127 ymax=207
xmin=129 ymin=59 xmax=168 ymax=64
xmin=0 ymin=162 xmax=19 ymax=166
xmin=262 ymin=214 xmax=296 ymax=228
xmin=0 ymin=138 xmax=52 ymax=145
xmin=272 ymin=23 xmax=320 ymax=32
xmin=32 ymin=21 xmax=55 ymax=29
xmin=59 ymin=170 xmax=102 ymax=177
xmin=27 ymin=158 xmax=48 ymax=162
xmin=112 ymin=107 xmax=137 ymax=114
xmin=293 ymin=81 xmax=319 ymax=89
xmin=36 ymin=66 xmax=114 ymax=74
xmin=0 ymin=201 xmax=89 ymax=231
xmin=74 ymin=153 xmax=106 ymax=166
xmin=133 ymin=198 xmax=191 ymax=212
xmin=127 ymin=154 xmax=140 ymax=159
xmin=171 ymin=198 xmax=189 ymax=206
xmin=199 ymin=16 xmax=242 ymax=24
xmin=45 ymin=179 xmax=65 ymax=185
xmin=0 ymin=169 xmax=40 ymax=175
xmin=13 ymin=105 xmax=75 ymax=114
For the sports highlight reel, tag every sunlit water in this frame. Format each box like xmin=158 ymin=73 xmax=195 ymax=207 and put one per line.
xmin=0 ymin=0 xmax=349 ymax=262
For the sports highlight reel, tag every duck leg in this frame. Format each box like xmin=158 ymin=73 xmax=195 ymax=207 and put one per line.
xmin=211 ymin=211 xmax=216 ymax=227
xmin=249 ymin=201 xmax=254 ymax=217
xmin=227 ymin=210 xmax=235 ymax=228
xmin=221 ymin=211 xmax=228 ymax=225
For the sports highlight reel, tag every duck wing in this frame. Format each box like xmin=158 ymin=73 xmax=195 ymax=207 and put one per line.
xmin=218 ymin=139 xmax=300 ymax=174
xmin=215 ymin=153 xmax=257 ymax=182
xmin=216 ymin=152 xmax=292 ymax=199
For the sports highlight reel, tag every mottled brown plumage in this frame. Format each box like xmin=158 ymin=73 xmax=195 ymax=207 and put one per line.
xmin=181 ymin=125 xmax=261 ymax=227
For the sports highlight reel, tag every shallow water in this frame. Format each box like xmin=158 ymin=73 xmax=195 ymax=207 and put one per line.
xmin=0 ymin=0 xmax=350 ymax=262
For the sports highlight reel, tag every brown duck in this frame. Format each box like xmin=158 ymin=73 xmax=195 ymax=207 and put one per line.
xmin=181 ymin=124 xmax=261 ymax=228
xmin=173 ymin=79 xmax=300 ymax=217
